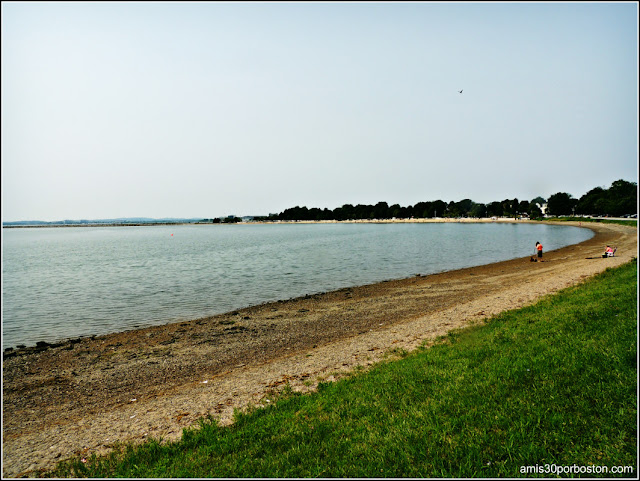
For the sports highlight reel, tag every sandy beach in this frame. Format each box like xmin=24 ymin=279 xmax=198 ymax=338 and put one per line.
xmin=2 ymin=221 xmax=637 ymax=477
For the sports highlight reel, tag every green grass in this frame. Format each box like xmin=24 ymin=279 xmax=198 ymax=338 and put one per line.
xmin=544 ymin=217 xmax=637 ymax=227
xmin=50 ymin=260 xmax=637 ymax=478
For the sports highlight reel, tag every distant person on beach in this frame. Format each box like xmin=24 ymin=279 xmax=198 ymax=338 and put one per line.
xmin=602 ymin=245 xmax=615 ymax=258
xmin=536 ymin=242 xmax=543 ymax=261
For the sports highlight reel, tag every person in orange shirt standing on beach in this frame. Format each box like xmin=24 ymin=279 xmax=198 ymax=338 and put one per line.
xmin=535 ymin=241 xmax=543 ymax=261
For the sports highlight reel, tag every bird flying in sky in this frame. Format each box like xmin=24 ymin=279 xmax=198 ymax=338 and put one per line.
xmin=458 ymin=89 xmax=463 ymax=93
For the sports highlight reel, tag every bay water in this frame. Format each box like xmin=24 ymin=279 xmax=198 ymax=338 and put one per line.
xmin=2 ymin=222 xmax=593 ymax=350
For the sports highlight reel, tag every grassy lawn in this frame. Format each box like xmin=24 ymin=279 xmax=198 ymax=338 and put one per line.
xmin=543 ymin=216 xmax=637 ymax=228
xmin=50 ymin=259 xmax=637 ymax=478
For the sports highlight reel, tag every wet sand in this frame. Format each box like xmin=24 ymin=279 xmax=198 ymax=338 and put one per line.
xmin=2 ymin=221 xmax=637 ymax=477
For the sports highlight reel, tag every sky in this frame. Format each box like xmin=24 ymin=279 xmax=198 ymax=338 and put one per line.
xmin=1 ymin=1 xmax=638 ymax=221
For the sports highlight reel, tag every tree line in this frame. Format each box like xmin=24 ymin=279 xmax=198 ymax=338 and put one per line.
xmin=252 ymin=179 xmax=636 ymax=222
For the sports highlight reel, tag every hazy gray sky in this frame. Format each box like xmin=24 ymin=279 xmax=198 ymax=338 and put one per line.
xmin=2 ymin=1 xmax=637 ymax=221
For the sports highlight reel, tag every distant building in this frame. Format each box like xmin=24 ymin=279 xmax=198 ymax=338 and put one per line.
xmin=537 ymin=203 xmax=548 ymax=215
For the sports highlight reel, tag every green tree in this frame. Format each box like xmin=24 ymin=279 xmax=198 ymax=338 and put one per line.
xmin=531 ymin=196 xmax=546 ymax=207
xmin=486 ymin=201 xmax=503 ymax=217
xmin=413 ymin=201 xmax=437 ymax=218
xmin=269 ymin=179 xmax=635 ymax=221
xmin=446 ymin=201 xmax=460 ymax=217
xmin=390 ymin=204 xmax=404 ymax=218
xmin=576 ymin=187 xmax=606 ymax=215
xmin=279 ymin=206 xmax=309 ymax=221
xmin=575 ymin=180 xmax=637 ymax=216
xmin=456 ymin=199 xmax=475 ymax=217
xmin=469 ymin=203 xmax=486 ymax=218
xmin=354 ymin=204 xmax=371 ymax=220
xmin=547 ymin=192 xmax=577 ymax=216
xmin=500 ymin=199 xmax=517 ymax=217
xmin=334 ymin=204 xmax=356 ymax=220
xmin=528 ymin=203 xmax=543 ymax=219
xmin=608 ymin=179 xmax=637 ymax=216
xmin=434 ymin=200 xmax=446 ymax=218
xmin=373 ymin=202 xmax=390 ymax=219
xmin=517 ymin=200 xmax=531 ymax=215
xmin=594 ymin=198 xmax=613 ymax=216
xmin=308 ymin=208 xmax=323 ymax=221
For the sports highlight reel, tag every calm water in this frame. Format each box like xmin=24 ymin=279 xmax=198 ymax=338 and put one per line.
xmin=2 ymin=222 xmax=593 ymax=350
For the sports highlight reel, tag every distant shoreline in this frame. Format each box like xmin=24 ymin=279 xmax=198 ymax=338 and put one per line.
xmin=2 ymin=222 xmax=191 ymax=228
xmin=4 ymin=216 xmax=630 ymax=229
xmin=254 ymin=217 xmax=527 ymax=224
xmin=2 ymin=217 xmax=528 ymax=228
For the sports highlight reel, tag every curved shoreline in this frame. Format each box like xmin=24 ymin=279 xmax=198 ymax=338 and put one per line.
xmin=2 ymin=219 xmax=594 ymax=352
xmin=2 ymin=222 xmax=637 ymax=477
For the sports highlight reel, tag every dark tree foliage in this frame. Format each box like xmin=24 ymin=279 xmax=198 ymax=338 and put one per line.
xmin=446 ymin=201 xmax=460 ymax=217
xmin=570 ymin=179 xmax=636 ymax=217
xmin=279 ymin=206 xmax=309 ymax=221
xmin=444 ymin=199 xmax=476 ymax=217
xmin=547 ymin=192 xmax=577 ymax=216
xmin=269 ymin=180 xmax=636 ymax=221
xmin=431 ymin=200 xmax=447 ymax=218
xmin=517 ymin=200 xmax=530 ymax=214
xmin=499 ymin=198 xmax=520 ymax=217
xmin=413 ymin=202 xmax=432 ymax=218
xmin=607 ymin=179 xmax=637 ymax=216
xmin=528 ymin=203 xmax=543 ymax=219
xmin=373 ymin=202 xmax=390 ymax=219
xmin=470 ymin=203 xmax=486 ymax=218
xmin=486 ymin=201 xmax=503 ymax=217
xmin=575 ymin=187 xmax=606 ymax=216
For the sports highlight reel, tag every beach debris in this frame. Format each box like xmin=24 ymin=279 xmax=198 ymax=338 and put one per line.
xmin=130 ymin=414 xmax=136 ymax=419
xmin=81 ymin=458 xmax=87 ymax=464
xmin=201 ymin=380 xmax=208 ymax=384
xmin=2 ymin=350 xmax=17 ymax=360
xmin=130 ymin=398 xmax=137 ymax=402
